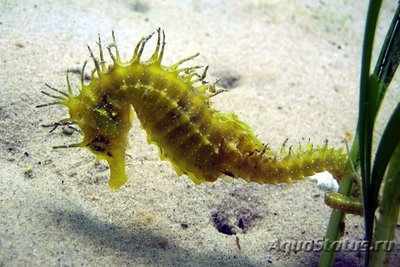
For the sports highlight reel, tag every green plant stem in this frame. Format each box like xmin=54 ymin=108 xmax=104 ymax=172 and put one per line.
xmin=361 ymin=2 xmax=400 ymax=265
xmin=370 ymin=4 xmax=400 ymax=207
xmin=318 ymin=134 xmax=359 ymax=267
xmin=319 ymin=0 xmax=383 ymax=265
xmin=369 ymin=144 xmax=400 ymax=267
xmin=358 ymin=0 xmax=383 ymax=251
xmin=373 ymin=5 xmax=400 ymax=88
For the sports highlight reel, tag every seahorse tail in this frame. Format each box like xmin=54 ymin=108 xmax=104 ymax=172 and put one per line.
xmin=222 ymin=142 xmax=347 ymax=184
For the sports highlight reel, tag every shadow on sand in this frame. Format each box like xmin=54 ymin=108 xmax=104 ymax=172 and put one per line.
xmin=50 ymin=208 xmax=263 ymax=267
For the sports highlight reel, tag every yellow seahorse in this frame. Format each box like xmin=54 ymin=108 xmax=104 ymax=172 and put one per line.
xmin=37 ymin=28 xmax=347 ymax=191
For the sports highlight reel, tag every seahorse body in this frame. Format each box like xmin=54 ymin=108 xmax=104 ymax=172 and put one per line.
xmin=40 ymin=29 xmax=347 ymax=189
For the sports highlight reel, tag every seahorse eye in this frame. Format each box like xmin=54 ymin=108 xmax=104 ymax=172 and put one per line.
xmin=87 ymin=136 xmax=109 ymax=154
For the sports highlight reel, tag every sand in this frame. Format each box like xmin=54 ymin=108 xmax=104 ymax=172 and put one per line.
xmin=0 ymin=0 xmax=399 ymax=266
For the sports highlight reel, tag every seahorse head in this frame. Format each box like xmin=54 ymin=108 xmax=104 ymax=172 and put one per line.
xmin=63 ymin=81 xmax=134 ymax=189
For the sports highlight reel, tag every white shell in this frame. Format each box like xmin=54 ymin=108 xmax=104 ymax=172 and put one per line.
xmin=310 ymin=171 xmax=339 ymax=192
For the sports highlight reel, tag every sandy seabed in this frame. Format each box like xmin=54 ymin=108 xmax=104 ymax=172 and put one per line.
xmin=0 ymin=1 xmax=399 ymax=266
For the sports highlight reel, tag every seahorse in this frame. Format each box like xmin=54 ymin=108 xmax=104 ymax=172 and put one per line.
xmin=37 ymin=28 xmax=347 ymax=190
